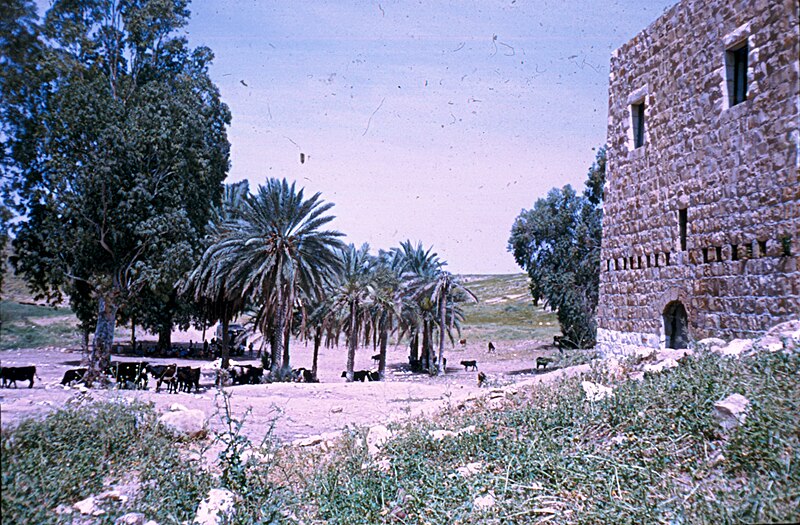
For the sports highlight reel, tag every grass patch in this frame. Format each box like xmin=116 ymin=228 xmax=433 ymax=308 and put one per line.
xmin=291 ymin=351 xmax=799 ymax=523
xmin=461 ymin=274 xmax=560 ymax=342
xmin=0 ymin=300 xmax=80 ymax=350
xmin=1 ymin=400 xmax=211 ymax=524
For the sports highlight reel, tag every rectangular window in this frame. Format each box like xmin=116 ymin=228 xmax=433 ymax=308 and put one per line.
xmin=726 ymin=43 xmax=748 ymax=107
xmin=679 ymin=208 xmax=687 ymax=251
xmin=781 ymin=236 xmax=792 ymax=257
xmin=715 ymin=246 xmax=722 ymax=262
xmin=731 ymin=244 xmax=739 ymax=261
xmin=632 ymin=101 xmax=645 ymax=148
xmin=702 ymin=247 xmax=709 ymax=264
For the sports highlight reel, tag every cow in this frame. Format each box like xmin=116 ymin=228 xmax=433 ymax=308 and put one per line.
xmin=61 ymin=368 xmax=87 ymax=386
xmin=108 ymin=361 xmax=148 ymax=390
xmin=371 ymin=354 xmax=381 ymax=364
xmin=229 ymin=365 xmax=263 ymax=385
xmin=177 ymin=366 xmax=201 ymax=393
xmin=553 ymin=335 xmax=563 ymax=349
xmin=342 ymin=370 xmax=372 ymax=382
xmin=147 ymin=364 xmax=177 ymax=393
xmin=536 ymin=357 xmax=554 ymax=370
xmin=1 ymin=366 xmax=36 ymax=388
xmin=487 ymin=341 xmax=496 ymax=353
xmin=292 ymin=368 xmax=317 ymax=383
xmin=459 ymin=338 xmax=467 ymax=347
xmin=477 ymin=371 xmax=487 ymax=387
xmin=460 ymin=360 xmax=478 ymax=371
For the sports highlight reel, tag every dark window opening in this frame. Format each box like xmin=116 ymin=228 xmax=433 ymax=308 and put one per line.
xmin=702 ymin=247 xmax=709 ymax=264
xmin=715 ymin=246 xmax=722 ymax=262
xmin=647 ymin=254 xmax=652 ymax=268
xmin=638 ymin=255 xmax=643 ymax=269
xmin=679 ymin=208 xmax=688 ymax=251
xmin=746 ymin=243 xmax=753 ymax=259
xmin=727 ymin=43 xmax=748 ymax=107
xmin=781 ymin=236 xmax=792 ymax=257
xmin=758 ymin=240 xmax=767 ymax=257
xmin=632 ymin=101 xmax=645 ymax=148
xmin=731 ymin=244 xmax=739 ymax=261
xmin=654 ymin=253 xmax=660 ymax=268
xmin=665 ymin=252 xmax=671 ymax=266
xmin=663 ymin=301 xmax=689 ymax=349
xmin=630 ymin=256 xmax=635 ymax=269
xmin=607 ymin=260 xmax=611 ymax=272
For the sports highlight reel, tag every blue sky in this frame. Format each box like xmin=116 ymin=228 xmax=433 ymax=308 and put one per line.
xmin=40 ymin=0 xmax=678 ymax=273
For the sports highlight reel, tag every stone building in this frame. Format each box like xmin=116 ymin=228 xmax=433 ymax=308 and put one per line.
xmin=596 ymin=0 xmax=799 ymax=352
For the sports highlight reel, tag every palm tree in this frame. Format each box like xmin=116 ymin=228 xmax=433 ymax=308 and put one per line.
xmin=187 ymin=179 xmax=343 ymax=380
xmin=328 ymin=244 xmax=374 ymax=382
xmin=369 ymin=249 xmax=404 ymax=379
xmin=428 ymin=272 xmax=477 ymax=375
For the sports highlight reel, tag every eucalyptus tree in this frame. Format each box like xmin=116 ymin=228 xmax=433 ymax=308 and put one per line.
xmin=6 ymin=0 xmax=230 ymax=384
xmin=328 ymin=244 xmax=374 ymax=382
xmin=203 ymin=179 xmax=343 ymax=380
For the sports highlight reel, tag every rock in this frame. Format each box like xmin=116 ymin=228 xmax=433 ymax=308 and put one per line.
xmin=696 ymin=337 xmax=726 ymax=350
xmin=294 ymin=435 xmax=324 ymax=447
xmin=366 ymin=424 xmax=392 ymax=457
xmin=765 ymin=319 xmax=800 ymax=339
xmin=144 ymin=521 xmax=159 ymax=525
xmin=754 ymin=335 xmax=785 ymax=353
xmin=582 ymin=381 xmax=613 ymax=402
xmin=429 ymin=429 xmax=457 ymax=440
xmin=373 ymin=458 xmax=392 ymax=473
xmin=473 ymin=491 xmax=496 ymax=510
xmin=718 ymin=339 xmax=753 ymax=358
xmin=642 ymin=357 xmax=679 ymax=374
xmin=159 ymin=409 xmax=207 ymax=439
xmin=169 ymin=403 xmax=188 ymax=412
xmin=713 ymin=394 xmax=750 ymax=430
xmin=194 ymin=488 xmax=235 ymax=525
xmin=456 ymin=461 xmax=484 ymax=477
xmin=330 ymin=406 xmax=344 ymax=413
xmin=115 ymin=512 xmax=146 ymax=525
xmin=73 ymin=496 xmax=104 ymax=516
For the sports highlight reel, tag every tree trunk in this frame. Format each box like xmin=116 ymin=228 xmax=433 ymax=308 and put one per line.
xmin=410 ymin=331 xmax=419 ymax=362
xmin=378 ymin=313 xmax=389 ymax=381
xmin=221 ymin=315 xmax=230 ymax=369
xmin=157 ymin=324 xmax=172 ymax=353
xmin=130 ymin=317 xmax=136 ymax=352
xmin=437 ymin=289 xmax=447 ymax=376
xmin=346 ymin=299 xmax=357 ymax=382
xmin=421 ymin=320 xmax=430 ymax=371
xmin=312 ymin=325 xmax=322 ymax=381
xmin=282 ymin=315 xmax=292 ymax=377
xmin=86 ymin=292 xmax=118 ymax=387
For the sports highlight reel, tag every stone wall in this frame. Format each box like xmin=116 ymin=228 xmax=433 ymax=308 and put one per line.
xmin=597 ymin=0 xmax=800 ymax=352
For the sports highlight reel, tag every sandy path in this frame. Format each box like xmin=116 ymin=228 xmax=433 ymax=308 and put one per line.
xmin=1 ymin=338 xmax=581 ymax=444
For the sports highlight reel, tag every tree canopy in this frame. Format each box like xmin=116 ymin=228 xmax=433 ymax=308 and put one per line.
xmin=3 ymin=0 xmax=230 ymax=381
xmin=508 ymin=147 xmax=605 ymax=348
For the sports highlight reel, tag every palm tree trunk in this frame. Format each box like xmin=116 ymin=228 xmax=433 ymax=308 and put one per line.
xmin=270 ymin=275 xmax=285 ymax=380
xmin=410 ymin=331 xmax=419 ymax=361
xmin=378 ymin=313 xmax=388 ymax=380
xmin=130 ymin=316 xmax=136 ymax=352
xmin=346 ymin=299 xmax=358 ymax=382
xmin=221 ymin=313 xmax=230 ymax=369
xmin=312 ymin=325 xmax=322 ymax=381
xmin=421 ymin=320 xmax=430 ymax=372
xmin=437 ymin=288 xmax=447 ymax=375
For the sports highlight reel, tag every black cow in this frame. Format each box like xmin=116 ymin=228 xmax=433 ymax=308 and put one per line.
xmin=460 ymin=360 xmax=478 ymax=371
xmin=61 ymin=368 xmax=87 ymax=386
xmin=0 ymin=366 xmax=36 ymax=388
xmin=292 ymin=368 xmax=317 ymax=383
xmin=342 ymin=370 xmax=372 ymax=382
xmin=230 ymin=365 xmax=263 ymax=385
xmin=371 ymin=354 xmax=381 ymax=363
xmin=108 ymin=361 xmax=148 ymax=390
xmin=147 ymin=364 xmax=177 ymax=393
xmin=536 ymin=357 xmax=554 ymax=370
xmin=177 ymin=366 xmax=201 ymax=393
xmin=487 ymin=342 xmax=496 ymax=353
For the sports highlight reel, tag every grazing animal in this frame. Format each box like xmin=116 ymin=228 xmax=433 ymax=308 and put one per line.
xmin=0 ymin=366 xmax=36 ymax=388
xmin=553 ymin=335 xmax=563 ymax=349
xmin=477 ymin=371 xmax=487 ymax=387
xmin=459 ymin=338 xmax=467 ymax=347
xmin=460 ymin=360 xmax=478 ymax=371
xmin=109 ymin=361 xmax=149 ymax=389
xmin=61 ymin=368 xmax=87 ymax=386
xmin=148 ymin=364 xmax=177 ymax=393
xmin=293 ymin=367 xmax=317 ymax=383
xmin=368 ymin=370 xmax=380 ymax=381
xmin=342 ymin=370 xmax=372 ymax=382
xmin=536 ymin=357 xmax=554 ymax=370
xmin=176 ymin=366 xmax=201 ymax=393
xmin=487 ymin=341 xmax=496 ymax=353
xmin=230 ymin=365 xmax=263 ymax=385
xmin=371 ymin=354 xmax=381 ymax=363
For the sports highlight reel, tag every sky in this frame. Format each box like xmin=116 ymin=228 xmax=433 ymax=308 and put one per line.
xmin=40 ymin=0 xmax=678 ymax=274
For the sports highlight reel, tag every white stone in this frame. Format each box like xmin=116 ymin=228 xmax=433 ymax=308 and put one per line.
xmin=713 ymin=394 xmax=750 ymax=430
xmin=115 ymin=512 xmax=146 ymax=525
xmin=159 ymin=409 xmax=207 ymax=439
xmin=73 ymin=496 xmax=104 ymax=516
xmin=643 ymin=358 xmax=679 ymax=374
xmin=194 ymin=488 xmax=235 ymax=525
xmin=697 ymin=337 xmax=727 ymax=350
xmin=473 ymin=491 xmax=496 ymax=510
xmin=456 ymin=461 xmax=484 ymax=477
xmin=718 ymin=339 xmax=753 ymax=358
xmin=169 ymin=403 xmax=188 ymax=412
xmin=755 ymin=335 xmax=784 ymax=353
xmin=429 ymin=429 xmax=457 ymax=440
xmin=366 ymin=425 xmax=392 ymax=457
xmin=582 ymin=381 xmax=613 ymax=402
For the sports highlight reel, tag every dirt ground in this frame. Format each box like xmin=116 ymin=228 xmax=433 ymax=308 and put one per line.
xmin=0 ymin=337 xmax=579 ymax=444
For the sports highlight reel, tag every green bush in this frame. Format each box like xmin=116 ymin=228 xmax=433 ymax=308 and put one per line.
xmin=1 ymin=401 xmax=210 ymax=525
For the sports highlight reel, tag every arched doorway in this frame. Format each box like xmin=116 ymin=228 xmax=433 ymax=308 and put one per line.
xmin=663 ymin=301 xmax=689 ymax=349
